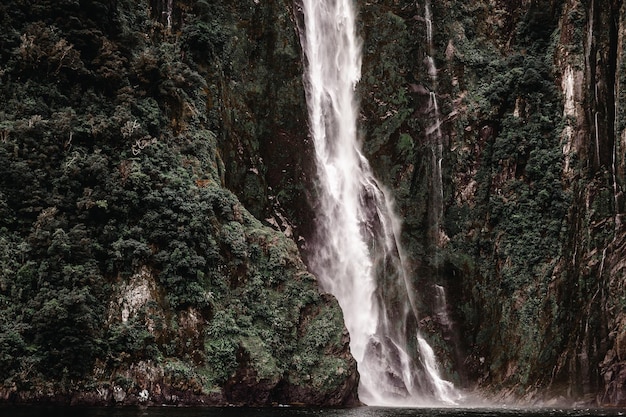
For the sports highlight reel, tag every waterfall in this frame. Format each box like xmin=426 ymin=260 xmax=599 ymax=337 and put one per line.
xmin=423 ymin=1 xmax=446 ymax=248
xmin=418 ymin=337 xmax=458 ymax=402
xmin=163 ymin=0 xmax=173 ymax=32
xmin=298 ymin=0 xmax=459 ymax=406
xmin=434 ymin=285 xmax=452 ymax=331
xmin=562 ymin=66 xmax=576 ymax=174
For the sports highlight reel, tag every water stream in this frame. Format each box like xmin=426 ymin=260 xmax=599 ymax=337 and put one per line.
xmin=298 ymin=0 xmax=459 ymax=406
xmin=423 ymin=0 xmax=446 ymax=249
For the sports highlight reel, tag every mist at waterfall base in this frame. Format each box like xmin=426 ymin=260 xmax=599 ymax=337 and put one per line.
xmin=297 ymin=0 xmax=458 ymax=407
xmin=4 ymin=407 xmax=626 ymax=417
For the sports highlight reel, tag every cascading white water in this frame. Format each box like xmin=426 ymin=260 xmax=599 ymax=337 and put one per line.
xmin=417 ymin=337 xmax=458 ymax=401
xmin=423 ymin=1 xmax=446 ymax=248
xmin=434 ymin=285 xmax=452 ymax=330
xmin=298 ymin=0 xmax=459 ymax=406
xmin=424 ymin=2 xmax=436 ymax=71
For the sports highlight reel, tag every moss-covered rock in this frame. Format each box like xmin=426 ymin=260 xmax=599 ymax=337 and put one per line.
xmin=0 ymin=0 xmax=357 ymax=406
xmin=354 ymin=0 xmax=626 ymax=406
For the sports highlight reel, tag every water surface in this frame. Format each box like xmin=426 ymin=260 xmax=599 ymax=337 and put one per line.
xmin=3 ymin=407 xmax=626 ymax=417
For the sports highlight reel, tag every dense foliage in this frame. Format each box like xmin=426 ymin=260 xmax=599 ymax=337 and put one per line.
xmin=0 ymin=0 xmax=355 ymax=405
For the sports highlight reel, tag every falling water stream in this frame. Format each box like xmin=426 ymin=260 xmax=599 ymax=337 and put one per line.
xmin=423 ymin=0 xmax=446 ymax=249
xmin=298 ymin=0 xmax=459 ymax=406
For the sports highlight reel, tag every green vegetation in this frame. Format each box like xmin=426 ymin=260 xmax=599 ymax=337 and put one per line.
xmin=441 ymin=2 xmax=573 ymax=387
xmin=355 ymin=0 xmax=605 ymax=393
xmin=1 ymin=0 xmax=621 ymax=404
xmin=0 ymin=0 xmax=354 ymax=403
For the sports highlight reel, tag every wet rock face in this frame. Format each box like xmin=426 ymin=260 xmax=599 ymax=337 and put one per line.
xmin=204 ymin=0 xmax=316 ymax=245
xmin=352 ymin=0 xmax=626 ymax=405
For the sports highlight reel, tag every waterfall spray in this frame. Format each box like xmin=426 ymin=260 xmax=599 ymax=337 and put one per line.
xmin=298 ymin=0 xmax=459 ymax=405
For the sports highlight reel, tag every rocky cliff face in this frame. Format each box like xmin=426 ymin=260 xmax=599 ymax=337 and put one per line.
xmin=2 ymin=0 xmax=626 ymax=408
xmin=351 ymin=0 xmax=626 ymax=406
xmin=0 ymin=0 xmax=357 ymax=406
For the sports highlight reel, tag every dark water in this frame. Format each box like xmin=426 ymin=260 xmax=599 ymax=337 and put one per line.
xmin=2 ymin=407 xmax=626 ymax=417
